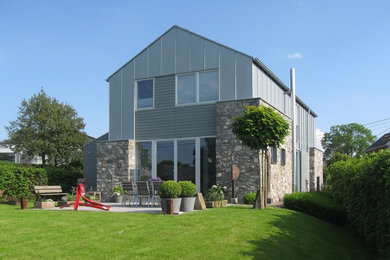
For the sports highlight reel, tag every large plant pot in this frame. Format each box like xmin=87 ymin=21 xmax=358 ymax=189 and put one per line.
xmin=161 ymin=198 xmax=182 ymax=214
xmin=180 ymin=197 xmax=196 ymax=212
xmin=34 ymin=201 xmax=55 ymax=209
xmin=20 ymin=197 xmax=28 ymax=210
xmin=205 ymin=200 xmax=228 ymax=208
xmin=114 ymin=195 xmax=122 ymax=203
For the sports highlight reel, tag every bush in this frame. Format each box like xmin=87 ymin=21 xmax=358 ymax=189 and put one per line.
xmin=179 ymin=181 xmax=197 ymax=197
xmin=243 ymin=193 xmax=256 ymax=205
xmin=0 ymin=162 xmax=47 ymax=199
xmin=206 ymin=185 xmax=227 ymax=201
xmin=283 ymin=191 xmax=347 ymax=225
xmin=159 ymin=181 xmax=181 ymax=198
xmin=326 ymin=150 xmax=390 ymax=257
xmin=43 ymin=166 xmax=82 ymax=193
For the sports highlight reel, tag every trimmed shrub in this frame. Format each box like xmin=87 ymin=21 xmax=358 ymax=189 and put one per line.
xmin=243 ymin=193 xmax=256 ymax=205
xmin=159 ymin=181 xmax=181 ymax=198
xmin=179 ymin=181 xmax=197 ymax=197
xmin=43 ymin=166 xmax=83 ymax=193
xmin=326 ymin=150 xmax=390 ymax=257
xmin=283 ymin=191 xmax=347 ymax=225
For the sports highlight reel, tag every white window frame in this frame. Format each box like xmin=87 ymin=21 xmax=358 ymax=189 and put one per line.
xmin=175 ymin=69 xmax=219 ymax=107
xmin=135 ymin=78 xmax=155 ymax=110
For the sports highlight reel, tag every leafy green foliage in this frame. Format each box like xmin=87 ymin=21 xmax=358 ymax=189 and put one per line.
xmin=326 ymin=150 xmax=390 ymax=257
xmin=321 ymin=123 xmax=376 ymax=163
xmin=243 ymin=192 xmax=257 ymax=205
xmin=43 ymin=166 xmax=82 ymax=193
xmin=5 ymin=89 xmax=88 ymax=166
xmin=231 ymin=105 xmax=290 ymax=151
xmin=0 ymin=162 xmax=47 ymax=199
xmin=178 ymin=181 xmax=196 ymax=197
xmin=159 ymin=180 xmax=181 ymax=198
xmin=283 ymin=191 xmax=347 ymax=225
xmin=206 ymin=185 xmax=227 ymax=201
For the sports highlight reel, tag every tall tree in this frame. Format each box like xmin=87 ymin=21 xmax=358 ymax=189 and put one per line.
xmin=231 ymin=105 xmax=290 ymax=209
xmin=321 ymin=123 xmax=376 ymax=163
xmin=5 ymin=89 xmax=87 ymax=166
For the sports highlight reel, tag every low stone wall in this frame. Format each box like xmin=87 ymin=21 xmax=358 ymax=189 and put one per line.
xmin=310 ymin=147 xmax=323 ymax=191
xmin=96 ymin=140 xmax=135 ymax=202
xmin=216 ymin=98 xmax=293 ymax=203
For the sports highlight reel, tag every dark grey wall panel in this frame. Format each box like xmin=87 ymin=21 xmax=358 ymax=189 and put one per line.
xmin=204 ymin=41 xmax=219 ymax=69
xmin=148 ymin=39 xmax=161 ymax=77
xmin=236 ymin=55 xmax=252 ymax=99
xmin=190 ymin=34 xmax=204 ymax=71
xmin=109 ymin=71 xmax=121 ymax=140
xmin=220 ymin=48 xmax=235 ymax=101
xmin=135 ymin=75 xmax=216 ymax=140
xmin=162 ymin=28 xmax=175 ymax=75
xmin=176 ymin=29 xmax=190 ymax=74
xmin=121 ymin=61 xmax=134 ymax=139
xmin=135 ymin=50 xmax=147 ymax=79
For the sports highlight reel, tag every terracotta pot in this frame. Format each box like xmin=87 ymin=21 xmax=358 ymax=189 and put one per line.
xmin=20 ymin=197 xmax=28 ymax=210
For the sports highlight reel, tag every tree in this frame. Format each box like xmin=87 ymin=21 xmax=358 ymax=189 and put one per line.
xmin=231 ymin=105 xmax=290 ymax=209
xmin=5 ymin=89 xmax=88 ymax=166
xmin=321 ymin=123 xmax=376 ymax=164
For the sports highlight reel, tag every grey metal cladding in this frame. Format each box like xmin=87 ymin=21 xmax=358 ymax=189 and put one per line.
xmin=176 ymin=29 xmax=190 ymax=74
xmin=148 ymin=39 xmax=161 ymax=77
xmin=220 ymin=47 xmax=235 ymax=101
xmin=204 ymin=41 xmax=219 ymax=69
xmin=109 ymin=71 xmax=121 ymax=140
xmin=135 ymin=75 xmax=216 ymax=140
xmin=162 ymin=28 xmax=175 ymax=75
xmin=190 ymin=34 xmax=204 ymax=71
xmin=135 ymin=50 xmax=147 ymax=79
xmin=121 ymin=62 xmax=134 ymax=139
xmin=236 ymin=55 xmax=252 ymax=99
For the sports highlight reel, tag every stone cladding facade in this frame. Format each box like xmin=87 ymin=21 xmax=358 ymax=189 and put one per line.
xmin=309 ymin=147 xmax=323 ymax=191
xmin=96 ymin=140 xmax=135 ymax=201
xmin=216 ymin=98 xmax=293 ymax=203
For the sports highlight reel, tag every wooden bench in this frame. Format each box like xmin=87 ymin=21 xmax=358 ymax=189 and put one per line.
xmin=34 ymin=186 xmax=67 ymax=201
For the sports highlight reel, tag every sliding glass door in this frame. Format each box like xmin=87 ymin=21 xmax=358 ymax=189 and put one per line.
xmin=157 ymin=141 xmax=174 ymax=181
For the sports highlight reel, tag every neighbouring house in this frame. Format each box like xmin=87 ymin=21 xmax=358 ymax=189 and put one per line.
xmin=0 ymin=141 xmax=42 ymax=164
xmin=85 ymin=25 xmax=323 ymax=202
xmin=365 ymin=132 xmax=390 ymax=153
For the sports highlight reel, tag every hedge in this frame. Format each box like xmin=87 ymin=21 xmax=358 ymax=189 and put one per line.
xmin=326 ymin=150 xmax=390 ymax=257
xmin=43 ymin=166 xmax=82 ymax=193
xmin=283 ymin=191 xmax=347 ymax=225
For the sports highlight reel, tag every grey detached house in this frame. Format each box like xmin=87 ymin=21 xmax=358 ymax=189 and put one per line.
xmin=85 ymin=25 xmax=323 ymax=202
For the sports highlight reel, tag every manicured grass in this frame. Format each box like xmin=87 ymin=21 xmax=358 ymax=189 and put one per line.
xmin=0 ymin=204 xmax=376 ymax=259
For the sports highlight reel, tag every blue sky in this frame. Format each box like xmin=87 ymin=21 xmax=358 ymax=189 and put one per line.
xmin=1 ymin=1 xmax=390 ymax=143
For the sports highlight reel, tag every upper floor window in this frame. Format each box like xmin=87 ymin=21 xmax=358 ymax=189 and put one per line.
xmin=176 ymin=70 xmax=219 ymax=105
xmin=136 ymin=79 xmax=154 ymax=109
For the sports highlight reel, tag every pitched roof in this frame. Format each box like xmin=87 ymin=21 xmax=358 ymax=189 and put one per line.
xmin=365 ymin=132 xmax=390 ymax=152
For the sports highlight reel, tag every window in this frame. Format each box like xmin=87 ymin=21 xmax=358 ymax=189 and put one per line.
xmin=157 ymin=141 xmax=174 ymax=181
xmin=271 ymin=147 xmax=278 ymax=164
xmin=136 ymin=79 xmax=154 ymax=109
xmin=177 ymin=140 xmax=195 ymax=183
xmin=136 ymin=142 xmax=152 ymax=181
xmin=281 ymin=149 xmax=286 ymax=166
xmin=177 ymin=74 xmax=196 ymax=104
xmin=176 ymin=70 xmax=219 ymax=105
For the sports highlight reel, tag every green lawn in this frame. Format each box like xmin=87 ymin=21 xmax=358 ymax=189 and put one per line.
xmin=0 ymin=204 xmax=376 ymax=259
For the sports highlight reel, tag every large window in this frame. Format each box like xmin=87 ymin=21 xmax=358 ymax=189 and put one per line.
xmin=136 ymin=79 xmax=154 ymax=109
xmin=157 ymin=141 xmax=174 ymax=181
xmin=136 ymin=142 xmax=152 ymax=181
xmin=177 ymin=140 xmax=195 ymax=183
xmin=200 ymin=138 xmax=216 ymax=195
xmin=176 ymin=70 xmax=219 ymax=105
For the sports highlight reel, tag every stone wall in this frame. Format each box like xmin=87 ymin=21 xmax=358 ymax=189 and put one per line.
xmin=309 ymin=147 xmax=323 ymax=191
xmin=96 ymin=140 xmax=135 ymax=201
xmin=216 ymin=98 xmax=293 ymax=203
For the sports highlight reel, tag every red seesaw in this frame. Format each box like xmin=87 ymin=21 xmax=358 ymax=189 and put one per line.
xmin=61 ymin=182 xmax=111 ymax=211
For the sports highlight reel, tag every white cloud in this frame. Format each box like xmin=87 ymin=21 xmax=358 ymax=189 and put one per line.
xmin=287 ymin=52 xmax=303 ymax=59
xmin=315 ymin=129 xmax=324 ymax=151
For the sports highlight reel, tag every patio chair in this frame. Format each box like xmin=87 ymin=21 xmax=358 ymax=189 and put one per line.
xmin=121 ymin=181 xmax=137 ymax=207
xmin=135 ymin=181 xmax=151 ymax=207
xmin=149 ymin=181 xmax=163 ymax=207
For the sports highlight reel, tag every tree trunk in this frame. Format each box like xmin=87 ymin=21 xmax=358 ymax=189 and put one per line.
xmin=253 ymin=149 xmax=266 ymax=209
xmin=41 ymin=154 xmax=46 ymax=165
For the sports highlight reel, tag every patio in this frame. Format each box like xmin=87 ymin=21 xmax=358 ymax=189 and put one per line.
xmin=49 ymin=203 xmax=164 ymax=213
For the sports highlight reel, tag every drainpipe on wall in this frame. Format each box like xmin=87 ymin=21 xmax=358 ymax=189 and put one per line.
xmin=290 ymin=68 xmax=297 ymax=192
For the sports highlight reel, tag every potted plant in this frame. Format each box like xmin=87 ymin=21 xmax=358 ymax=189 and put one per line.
xmin=159 ymin=180 xmax=181 ymax=214
xmin=205 ymin=185 xmax=228 ymax=208
xmin=34 ymin=198 xmax=55 ymax=209
xmin=112 ymin=185 xmax=122 ymax=203
xmin=179 ymin=181 xmax=197 ymax=212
